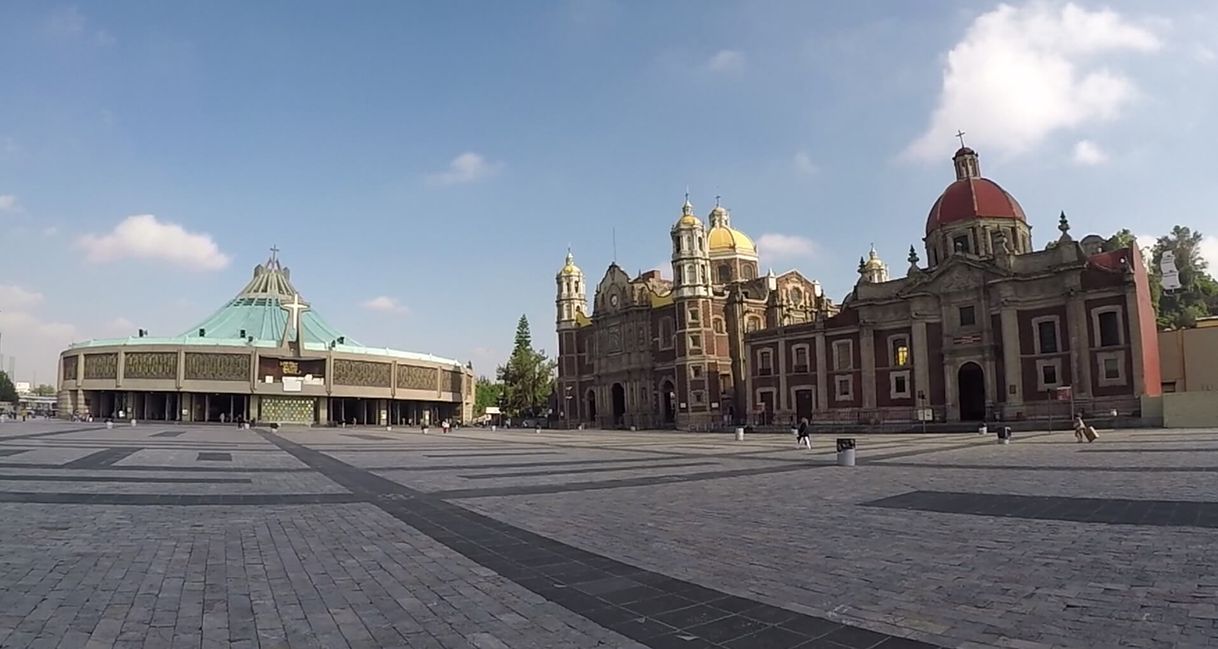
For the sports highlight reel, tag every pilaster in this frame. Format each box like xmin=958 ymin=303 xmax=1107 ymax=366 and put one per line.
xmin=859 ymin=325 xmax=876 ymax=410
xmin=1066 ymin=292 xmax=1092 ymax=398
xmin=1000 ymin=307 xmax=1023 ymax=409
xmin=912 ymin=320 xmax=930 ymax=405
xmin=814 ymin=334 xmax=827 ymax=412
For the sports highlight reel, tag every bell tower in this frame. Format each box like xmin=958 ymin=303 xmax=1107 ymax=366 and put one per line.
xmin=555 ymin=250 xmax=586 ymax=330
xmin=670 ymin=195 xmax=714 ymax=428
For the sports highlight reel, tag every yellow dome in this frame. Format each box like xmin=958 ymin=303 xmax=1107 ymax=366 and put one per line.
xmin=676 ymin=214 xmax=701 ymax=227
xmin=557 ymin=251 xmax=581 ymax=277
xmin=708 ymin=226 xmax=756 ymax=254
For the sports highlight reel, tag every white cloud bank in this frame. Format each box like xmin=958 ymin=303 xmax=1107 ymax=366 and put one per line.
xmin=1072 ymin=139 xmax=1108 ymax=165
xmin=1201 ymin=235 xmax=1218 ymax=271
xmin=426 ymin=152 xmax=502 ymax=186
xmin=793 ymin=151 xmax=819 ymax=176
xmin=904 ymin=2 xmax=1160 ymax=161
xmin=362 ymin=296 xmax=409 ymax=314
xmin=77 ymin=214 xmax=231 ymax=271
xmin=757 ymin=233 xmax=817 ymax=261
xmin=707 ymin=49 xmax=746 ymax=73
xmin=0 ymin=194 xmax=18 ymax=212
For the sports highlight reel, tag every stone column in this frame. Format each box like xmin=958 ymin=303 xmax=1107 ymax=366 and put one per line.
xmin=777 ymin=337 xmax=788 ymax=412
xmin=1000 ymin=306 xmax=1023 ymax=412
xmin=860 ymin=326 xmax=876 ymax=411
xmin=1066 ymin=293 xmax=1092 ymax=398
xmin=814 ymin=334 xmax=827 ymax=412
xmin=912 ymin=320 xmax=930 ymax=407
xmin=1124 ymin=286 xmax=1146 ymax=396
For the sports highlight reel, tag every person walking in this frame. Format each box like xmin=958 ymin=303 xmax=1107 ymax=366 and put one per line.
xmin=796 ymin=418 xmax=811 ymax=449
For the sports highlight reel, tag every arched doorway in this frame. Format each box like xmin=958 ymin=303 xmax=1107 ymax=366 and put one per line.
xmin=611 ymin=383 xmax=626 ymax=427
xmin=585 ymin=389 xmax=597 ymax=425
xmin=660 ymin=380 xmax=676 ymax=425
xmin=957 ymin=362 xmax=986 ymax=421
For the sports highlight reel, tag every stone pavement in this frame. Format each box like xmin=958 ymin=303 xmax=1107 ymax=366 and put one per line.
xmin=1 ymin=421 xmax=1217 ymax=648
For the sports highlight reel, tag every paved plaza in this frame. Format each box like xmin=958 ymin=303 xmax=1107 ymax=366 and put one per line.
xmin=1 ymin=422 xmax=1217 ymax=648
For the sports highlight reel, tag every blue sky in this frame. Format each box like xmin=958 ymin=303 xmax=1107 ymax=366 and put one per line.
xmin=2 ymin=1 xmax=1216 ymax=385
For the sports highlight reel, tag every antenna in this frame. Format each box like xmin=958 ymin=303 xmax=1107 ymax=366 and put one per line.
xmin=612 ymin=227 xmax=617 ymax=264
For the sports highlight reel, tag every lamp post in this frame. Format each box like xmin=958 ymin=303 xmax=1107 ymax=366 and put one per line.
xmin=564 ymin=385 xmax=573 ymax=429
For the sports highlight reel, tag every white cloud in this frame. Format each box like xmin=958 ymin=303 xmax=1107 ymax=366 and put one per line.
xmin=904 ymin=3 xmax=1160 ymax=161
xmin=1072 ymin=139 xmax=1108 ymax=165
xmin=41 ymin=226 xmax=59 ymax=237
xmin=425 ymin=152 xmax=502 ymax=186
xmin=0 ymin=194 xmax=18 ymax=212
xmin=793 ymin=151 xmax=819 ymax=176
xmin=1195 ymin=44 xmax=1216 ymax=63
xmin=43 ymin=6 xmax=114 ymax=46
xmin=362 ymin=296 xmax=410 ymax=314
xmin=757 ymin=233 xmax=817 ymax=260
xmin=707 ymin=49 xmax=746 ymax=73
xmin=106 ymin=317 xmax=136 ymax=335
xmin=0 ymin=284 xmax=45 ymax=309
xmin=1201 ymin=235 xmax=1218 ymax=270
xmin=77 ymin=214 xmax=231 ymax=271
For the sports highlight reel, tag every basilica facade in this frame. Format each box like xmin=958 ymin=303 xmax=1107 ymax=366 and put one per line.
xmin=555 ymin=199 xmax=836 ymax=429
xmin=745 ymin=146 xmax=1162 ymax=425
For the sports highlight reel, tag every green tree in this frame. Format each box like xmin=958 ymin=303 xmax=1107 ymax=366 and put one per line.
xmin=31 ymin=384 xmax=56 ymax=397
xmin=0 ymin=371 xmax=17 ymax=404
xmin=1105 ymin=228 xmax=1137 ymax=251
xmin=1146 ymin=226 xmax=1218 ymax=329
xmin=473 ymin=376 xmax=503 ymax=416
xmin=495 ymin=315 xmax=555 ymax=418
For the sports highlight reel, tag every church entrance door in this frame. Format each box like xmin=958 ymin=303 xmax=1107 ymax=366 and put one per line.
xmin=660 ymin=380 xmax=675 ymax=426
xmin=957 ymin=362 xmax=986 ymax=421
xmin=586 ymin=389 xmax=597 ymax=425
xmin=611 ymin=383 xmax=626 ymax=427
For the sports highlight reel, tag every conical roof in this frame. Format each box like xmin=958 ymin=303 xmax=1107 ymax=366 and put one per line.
xmin=180 ymin=252 xmax=357 ymax=345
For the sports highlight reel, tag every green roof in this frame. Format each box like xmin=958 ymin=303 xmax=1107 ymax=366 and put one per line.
xmin=65 ymin=253 xmax=467 ymax=368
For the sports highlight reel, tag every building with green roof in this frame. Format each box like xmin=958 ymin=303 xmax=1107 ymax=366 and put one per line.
xmin=57 ymin=252 xmax=473 ymax=426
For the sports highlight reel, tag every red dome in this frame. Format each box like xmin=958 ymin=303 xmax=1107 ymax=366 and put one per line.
xmin=925 ymin=177 xmax=1026 ymax=235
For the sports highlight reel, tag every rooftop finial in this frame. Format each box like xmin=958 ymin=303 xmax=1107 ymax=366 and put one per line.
xmin=715 ymin=194 xmax=721 ymax=208
xmin=956 ymin=130 xmax=967 ymax=149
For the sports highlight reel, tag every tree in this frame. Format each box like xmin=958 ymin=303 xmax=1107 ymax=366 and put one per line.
xmin=473 ymin=376 xmax=503 ymax=416
xmin=0 ymin=371 xmax=17 ymax=404
xmin=1105 ymin=229 xmax=1137 ymax=252
xmin=495 ymin=315 xmax=555 ymax=418
xmin=31 ymin=384 xmax=56 ymax=397
xmin=1128 ymin=226 xmax=1218 ymax=329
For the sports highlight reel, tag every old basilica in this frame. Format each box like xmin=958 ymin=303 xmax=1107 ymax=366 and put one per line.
xmin=556 ymin=146 xmax=1161 ymax=428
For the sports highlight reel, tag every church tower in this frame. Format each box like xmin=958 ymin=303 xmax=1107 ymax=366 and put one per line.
xmin=858 ymin=245 xmax=889 ymax=284
xmin=670 ymin=195 xmax=714 ymax=427
xmin=555 ymin=250 xmax=586 ymax=330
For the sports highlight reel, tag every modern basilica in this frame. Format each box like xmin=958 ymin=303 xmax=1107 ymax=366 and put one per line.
xmin=58 ymin=251 xmax=474 ymax=426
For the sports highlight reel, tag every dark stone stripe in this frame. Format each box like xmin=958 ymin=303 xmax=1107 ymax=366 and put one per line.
xmin=429 ymin=462 xmax=821 ymax=500
xmin=150 ymin=430 xmax=187 ymax=438
xmin=341 ymin=433 xmax=395 ymax=441
xmin=0 ymin=492 xmax=363 ymax=505
xmin=61 ymin=448 xmax=141 ymax=469
xmin=864 ymin=490 xmax=1218 ymax=529
xmin=258 ymin=429 xmax=940 ymax=649
xmin=0 ymin=426 xmax=107 ymax=441
xmin=0 ymin=474 xmax=250 ymax=484
xmin=366 ymin=456 xmax=713 ymax=472
xmin=459 ymin=461 xmax=719 ymax=480
xmin=425 ymin=451 xmax=562 ymax=458
xmin=197 ymin=452 xmax=232 ymax=461
xmin=0 ymin=449 xmax=29 ymax=457
xmin=873 ymin=461 xmax=1218 ymax=473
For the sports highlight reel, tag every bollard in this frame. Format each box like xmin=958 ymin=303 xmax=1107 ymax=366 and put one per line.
xmin=386 ymin=426 xmax=392 ymax=432
xmin=106 ymin=421 xmax=114 ymax=430
xmin=836 ymin=438 xmax=856 ymax=466
xmin=131 ymin=419 xmax=137 ymax=427
xmin=535 ymin=427 xmax=540 ymax=434
xmin=977 ymin=424 xmax=988 ymax=435
xmin=422 ymin=426 xmax=429 ymax=435
xmin=735 ymin=427 xmax=745 ymax=442
xmin=630 ymin=425 xmax=637 ymax=432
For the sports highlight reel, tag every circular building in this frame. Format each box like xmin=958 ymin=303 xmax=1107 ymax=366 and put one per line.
xmin=56 ymin=252 xmax=473 ymax=426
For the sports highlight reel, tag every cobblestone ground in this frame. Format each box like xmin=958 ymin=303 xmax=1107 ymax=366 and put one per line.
xmin=1 ymin=421 xmax=1216 ymax=648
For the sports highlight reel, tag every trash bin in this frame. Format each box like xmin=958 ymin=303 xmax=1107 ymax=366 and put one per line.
xmin=978 ymin=424 xmax=988 ymax=435
xmin=130 ymin=419 xmax=137 ymax=427
xmin=106 ymin=421 xmax=113 ymax=430
xmin=735 ymin=427 xmax=745 ymax=441
xmin=836 ymin=438 xmax=856 ymax=466
xmin=996 ymin=426 xmax=1012 ymax=444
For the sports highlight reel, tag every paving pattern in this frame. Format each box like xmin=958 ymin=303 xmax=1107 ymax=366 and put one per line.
xmin=0 ymin=421 xmax=1217 ymax=648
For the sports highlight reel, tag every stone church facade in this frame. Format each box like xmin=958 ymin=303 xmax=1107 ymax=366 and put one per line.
xmin=554 ymin=198 xmax=836 ymax=429
xmin=745 ymin=147 xmax=1162 ymax=425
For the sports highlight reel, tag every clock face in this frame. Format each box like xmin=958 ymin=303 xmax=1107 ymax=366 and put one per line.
xmin=609 ymin=293 xmax=620 ymax=308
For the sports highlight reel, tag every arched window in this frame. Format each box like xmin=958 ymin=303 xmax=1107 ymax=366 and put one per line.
xmin=718 ymin=264 xmax=732 ymax=283
xmin=790 ymin=287 xmax=803 ymax=304
xmin=742 ymin=265 xmax=755 ymax=280
xmin=746 ymin=316 xmax=762 ymax=332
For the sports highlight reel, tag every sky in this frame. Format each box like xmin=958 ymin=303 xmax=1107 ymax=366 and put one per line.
xmin=2 ymin=1 xmax=1217 ymax=386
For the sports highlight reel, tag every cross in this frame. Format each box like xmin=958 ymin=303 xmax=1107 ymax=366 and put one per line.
xmin=715 ymin=194 xmax=721 ymax=207
xmin=955 ymin=130 xmax=967 ymax=148
xmin=269 ymin=245 xmax=279 ymax=263
xmin=281 ymin=293 xmax=309 ymax=340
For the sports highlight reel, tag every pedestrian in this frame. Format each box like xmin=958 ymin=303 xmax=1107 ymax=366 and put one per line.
xmin=442 ymin=419 xmax=450 ymax=434
xmin=796 ymin=418 xmax=811 ymax=449
xmin=421 ymin=420 xmax=429 ymax=435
